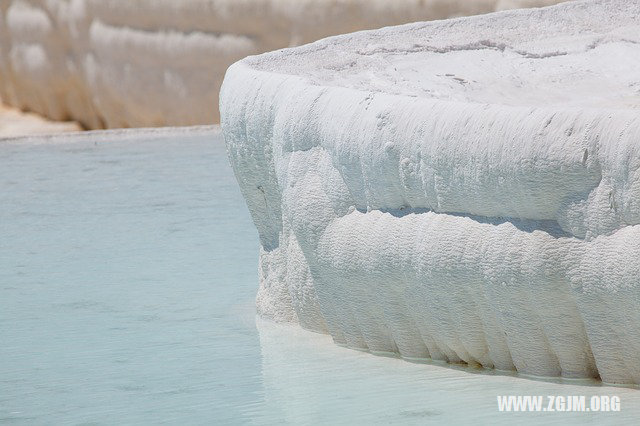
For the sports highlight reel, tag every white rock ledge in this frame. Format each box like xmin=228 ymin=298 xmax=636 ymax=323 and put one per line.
xmin=221 ymin=0 xmax=640 ymax=384
xmin=0 ymin=0 xmax=566 ymax=129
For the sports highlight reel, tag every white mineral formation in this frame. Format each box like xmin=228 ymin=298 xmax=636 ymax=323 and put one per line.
xmin=221 ymin=0 xmax=640 ymax=384
xmin=0 ymin=0 xmax=566 ymax=129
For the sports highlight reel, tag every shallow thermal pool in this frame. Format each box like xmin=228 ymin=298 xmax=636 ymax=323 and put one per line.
xmin=1 ymin=127 xmax=638 ymax=424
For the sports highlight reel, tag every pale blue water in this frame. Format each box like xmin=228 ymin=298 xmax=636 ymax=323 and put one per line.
xmin=1 ymin=128 xmax=638 ymax=425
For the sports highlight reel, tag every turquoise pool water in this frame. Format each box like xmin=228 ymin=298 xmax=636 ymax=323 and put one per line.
xmin=1 ymin=128 xmax=638 ymax=425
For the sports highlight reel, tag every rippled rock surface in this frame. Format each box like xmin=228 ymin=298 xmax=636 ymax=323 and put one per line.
xmin=221 ymin=0 xmax=640 ymax=384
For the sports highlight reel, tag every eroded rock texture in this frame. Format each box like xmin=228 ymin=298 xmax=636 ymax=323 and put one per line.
xmin=221 ymin=0 xmax=640 ymax=384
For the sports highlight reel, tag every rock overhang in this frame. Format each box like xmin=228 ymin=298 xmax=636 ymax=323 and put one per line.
xmin=221 ymin=0 xmax=640 ymax=384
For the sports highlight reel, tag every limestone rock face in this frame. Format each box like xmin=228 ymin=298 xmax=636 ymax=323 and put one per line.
xmin=0 ymin=0 xmax=566 ymax=129
xmin=221 ymin=0 xmax=640 ymax=384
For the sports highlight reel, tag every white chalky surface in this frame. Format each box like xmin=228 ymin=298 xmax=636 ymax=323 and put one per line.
xmin=221 ymin=0 xmax=640 ymax=384
xmin=0 ymin=0 xmax=566 ymax=129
